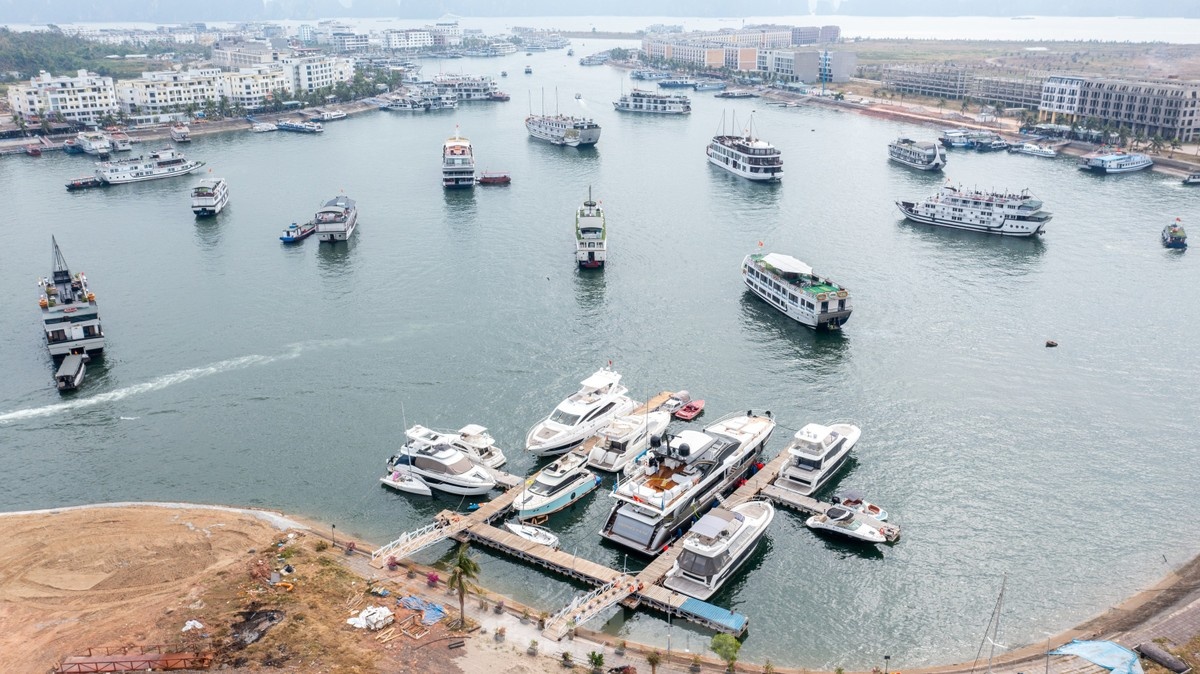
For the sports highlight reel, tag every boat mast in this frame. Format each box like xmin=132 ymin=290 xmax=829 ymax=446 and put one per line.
xmin=50 ymin=236 xmax=73 ymax=298
xmin=969 ymin=574 xmax=1007 ymax=674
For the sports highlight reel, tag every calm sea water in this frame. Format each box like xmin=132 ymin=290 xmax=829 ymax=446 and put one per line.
xmin=2 ymin=49 xmax=1199 ymax=668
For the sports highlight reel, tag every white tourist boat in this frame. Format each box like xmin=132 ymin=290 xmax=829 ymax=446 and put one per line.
xmin=896 ymin=184 xmax=1052 ymax=237
xmin=404 ymin=424 xmax=507 ymax=469
xmin=741 ymin=253 xmax=852 ymax=330
xmin=94 ymin=148 xmax=205 ymax=184
xmin=190 ymin=177 xmax=229 ymax=217
xmin=806 ymin=505 xmax=886 ymax=544
xmin=1077 ymin=151 xmax=1153 ymax=173
xmin=170 ymin=124 xmax=191 ymax=142
xmin=888 ymin=137 xmax=946 ymax=171
xmin=525 ymin=368 xmax=638 ymax=456
xmin=600 ymin=411 xmax=776 ymax=555
xmin=1009 ymin=142 xmax=1057 ymax=158
xmin=110 ymin=132 xmax=132 ymax=151
xmin=442 ymin=133 xmax=476 ymax=189
xmin=431 ymin=74 xmax=500 ymax=101
xmin=774 ymin=422 xmax=861 ymax=496
xmin=76 ymin=131 xmax=112 ymax=156
xmin=384 ymin=443 xmax=496 ymax=495
xmin=662 ymin=500 xmax=775 ymax=600
xmin=586 ymin=411 xmax=671 ymax=473
xmin=314 ymin=195 xmax=358 ymax=242
xmin=512 ymin=451 xmax=601 ymax=520
xmin=38 ymin=237 xmax=105 ymax=357
xmin=575 ymin=187 xmax=606 ymax=269
xmin=706 ymin=112 xmax=783 ymax=181
xmin=526 ymin=114 xmax=602 ymax=147
xmin=613 ymin=89 xmax=691 ymax=114
xmin=504 ymin=520 xmax=560 ymax=547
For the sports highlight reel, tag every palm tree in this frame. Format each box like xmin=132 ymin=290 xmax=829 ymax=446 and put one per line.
xmin=1148 ymin=134 xmax=1165 ymax=154
xmin=646 ymin=650 xmax=662 ymax=674
xmin=937 ymin=97 xmax=946 ymax=114
xmin=447 ymin=542 xmax=481 ymax=629
xmin=1133 ymin=130 xmax=1147 ymax=150
xmin=1169 ymin=137 xmax=1182 ymax=157
xmin=960 ymin=96 xmax=973 ymax=114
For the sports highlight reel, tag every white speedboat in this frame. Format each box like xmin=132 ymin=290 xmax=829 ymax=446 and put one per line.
xmin=380 ymin=467 xmax=433 ymax=496
xmin=504 ymin=520 xmax=560 ymax=548
xmin=170 ymin=124 xmax=191 ymax=142
xmin=385 ymin=443 xmax=496 ymax=495
xmin=525 ymin=368 xmax=637 ymax=456
xmin=405 ymin=424 xmax=508 ymax=469
xmin=835 ymin=490 xmax=889 ymax=522
xmin=774 ymin=422 xmax=861 ymax=496
xmin=1010 ymin=142 xmax=1057 ymax=158
xmin=896 ymin=185 xmax=1052 ymax=237
xmin=663 ymin=500 xmax=775 ymax=600
xmin=190 ymin=177 xmax=229 ymax=217
xmin=707 ymin=112 xmax=782 ymax=181
xmin=314 ymin=195 xmax=357 ymax=242
xmin=742 ymin=253 xmax=852 ymax=330
xmin=512 ymin=452 xmax=601 ymax=520
xmin=586 ymin=411 xmax=670 ymax=473
xmin=888 ymin=137 xmax=946 ymax=171
xmin=806 ymin=505 xmax=886 ymax=543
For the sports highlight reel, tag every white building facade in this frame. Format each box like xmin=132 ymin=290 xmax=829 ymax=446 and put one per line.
xmin=115 ymin=68 xmax=222 ymax=115
xmin=385 ymin=29 xmax=434 ymax=50
xmin=6 ymin=69 xmax=118 ymax=124
xmin=217 ymin=66 xmax=294 ymax=111
xmin=281 ymin=56 xmax=355 ymax=93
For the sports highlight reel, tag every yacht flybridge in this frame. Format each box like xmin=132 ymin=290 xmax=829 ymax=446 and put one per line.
xmin=404 ymin=423 xmax=508 ymax=469
xmin=774 ymin=422 xmax=861 ymax=496
xmin=526 ymin=367 xmax=637 ymax=457
xmin=662 ymin=500 xmax=776 ymax=600
xmin=384 ymin=443 xmax=496 ymax=496
xmin=586 ymin=411 xmax=671 ymax=473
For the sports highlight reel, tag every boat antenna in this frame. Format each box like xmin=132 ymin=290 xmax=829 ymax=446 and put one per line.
xmin=400 ymin=401 xmax=408 ymax=433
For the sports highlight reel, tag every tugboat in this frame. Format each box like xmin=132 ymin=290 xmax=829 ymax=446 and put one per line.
xmin=39 ymin=237 xmax=104 ymax=358
xmin=1163 ymin=218 xmax=1188 ymax=249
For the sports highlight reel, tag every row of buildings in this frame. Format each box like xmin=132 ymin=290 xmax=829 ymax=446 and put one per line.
xmin=640 ymin=25 xmax=855 ymax=84
xmin=880 ymin=65 xmax=1200 ymax=142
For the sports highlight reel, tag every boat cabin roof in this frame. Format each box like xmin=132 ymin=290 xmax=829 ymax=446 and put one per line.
xmin=825 ymin=505 xmax=853 ymax=522
xmin=760 ymin=253 xmax=811 ymax=276
xmin=193 ymin=178 xmax=222 ymax=191
xmin=691 ymin=507 xmax=741 ymax=541
xmin=789 ymin=423 xmax=838 ymax=456
xmin=320 ymin=196 xmax=356 ymax=211
xmin=579 ymin=369 xmax=620 ymax=392
xmin=56 ymin=354 xmax=85 ymax=378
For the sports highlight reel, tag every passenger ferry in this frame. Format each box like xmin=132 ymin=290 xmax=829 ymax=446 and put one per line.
xmin=742 ymin=253 xmax=852 ymax=330
xmin=39 ymin=237 xmax=104 ymax=357
xmin=657 ymin=78 xmax=696 ymax=88
xmin=630 ymin=69 xmax=668 ymax=80
xmin=190 ymin=177 xmax=229 ymax=217
xmin=526 ymin=114 xmax=601 ymax=147
xmin=896 ymin=184 xmax=1052 ymax=237
xmin=612 ymin=89 xmax=691 ymax=115
xmin=575 ymin=187 xmax=606 ymax=268
xmin=692 ymin=81 xmax=726 ymax=92
xmin=94 ymin=148 xmax=205 ymax=184
xmin=442 ymin=133 xmax=476 ymax=189
xmin=1077 ymin=150 xmax=1153 ymax=173
xmin=706 ymin=112 xmax=783 ymax=181
xmin=170 ymin=124 xmax=191 ymax=142
xmin=431 ymin=74 xmax=500 ymax=101
xmin=888 ymin=137 xmax=946 ymax=171
xmin=1009 ymin=142 xmax=1057 ymax=158
xmin=277 ymin=120 xmax=324 ymax=133
xmin=314 ymin=195 xmax=358 ymax=242
xmin=75 ymin=131 xmax=112 ymax=157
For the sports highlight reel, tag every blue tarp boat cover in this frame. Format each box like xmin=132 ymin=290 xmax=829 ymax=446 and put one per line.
xmin=399 ymin=595 xmax=447 ymax=625
xmin=679 ymin=597 xmax=747 ymax=632
xmin=1050 ymin=640 xmax=1145 ymax=674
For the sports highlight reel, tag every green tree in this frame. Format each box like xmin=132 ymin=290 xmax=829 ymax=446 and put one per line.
xmin=937 ymin=97 xmax=946 ymax=114
xmin=1169 ymin=137 xmax=1182 ymax=157
xmin=446 ymin=542 xmax=481 ymax=629
xmin=710 ymin=634 xmax=741 ymax=672
xmin=1148 ymin=134 xmax=1165 ymax=154
xmin=587 ymin=651 xmax=604 ymax=672
xmin=960 ymin=96 xmax=973 ymax=114
xmin=646 ymin=650 xmax=662 ymax=674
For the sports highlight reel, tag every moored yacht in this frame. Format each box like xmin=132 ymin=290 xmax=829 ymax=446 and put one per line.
xmin=94 ymin=147 xmax=205 ymax=184
xmin=613 ymin=89 xmax=691 ymax=114
xmin=76 ymin=131 xmax=112 ymax=157
xmin=586 ymin=411 xmax=671 ymax=473
xmin=706 ymin=112 xmax=783 ymax=181
xmin=600 ymin=410 xmax=776 ymax=555
xmin=888 ymin=137 xmax=946 ymax=171
xmin=575 ymin=187 xmax=606 ymax=269
xmin=384 ymin=443 xmax=496 ymax=495
xmin=512 ymin=452 xmax=602 ymax=520
xmin=525 ymin=367 xmax=638 ymax=457
xmin=38 ymin=237 xmax=105 ymax=357
xmin=806 ymin=505 xmax=886 ymax=543
xmin=442 ymin=133 xmax=476 ymax=188
xmin=742 ymin=253 xmax=852 ymax=330
xmin=526 ymin=114 xmax=602 ymax=147
xmin=170 ymin=124 xmax=191 ymax=142
xmin=662 ymin=500 xmax=775 ymax=600
xmin=896 ymin=184 xmax=1052 ymax=237
xmin=1009 ymin=142 xmax=1057 ymax=158
xmin=314 ymin=195 xmax=358 ymax=242
xmin=190 ymin=177 xmax=229 ymax=217
xmin=774 ymin=422 xmax=861 ymax=496
xmin=404 ymin=424 xmax=508 ymax=469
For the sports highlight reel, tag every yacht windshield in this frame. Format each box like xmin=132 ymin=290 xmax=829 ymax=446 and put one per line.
xmin=677 ymin=549 xmax=729 ymax=578
xmin=529 ymin=476 xmax=577 ymax=497
xmin=549 ymin=408 xmax=582 ymax=426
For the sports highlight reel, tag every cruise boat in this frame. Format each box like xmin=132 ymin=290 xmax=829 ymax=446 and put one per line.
xmin=526 ymin=114 xmax=602 ymax=147
xmin=381 ymin=97 xmax=426 ymax=112
xmin=774 ymin=422 xmax=861 ymax=496
xmin=170 ymin=124 xmax=191 ymax=142
xmin=896 ymin=184 xmax=1052 ymax=237
xmin=54 ymin=353 xmax=88 ymax=392
xmin=110 ymin=132 xmax=132 ymax=151
xmin=250 ymin=122 xmax=277 ymax=132
xmin=1078 ymin=151 xmax=1153 ymax=173
xmin=888 ymin=137 xmax=946 ymax=171
xmin=692 ymin=81 xmax=727 ymax=92
xmin=741 ymin=253 xmax=852 ymax=330
xmin=1163 ymin=218 xmax=1187 ymax=249
xmin=442 ymin=133 xmax=476 ymax=189
xmin=76 ymin=131 xmax=112 ymax=157
xmin=662 ymin=500 xmax=775 ymax=600
xmin=404 ymin=424 xmax=508 ymax=469
xmin=525 ymin=367 xmax=638 ymax=457
xmin=600 ymin=411 xmax=776 ymax=555
xmin=504 ymin=520 xmax=560 ymax=547
xmin=318 ymin=109 xmax=347 ymax=121
xmin=512 ymin=452 xmax=602 ymax=520
xmin=431 ymin=74 xmax=500 ymax=101
xmin=384 ymin=443 xmax=496 ymax=496
xmin=575 ymin=187 xmax=606 ymax=269
xmin=806 ymin=506 xmax=886 ymax=543
xmin=279 ymin=221 xmax=317 ymax=243
xmin=714 ymin=90 xmax=758 ymax=99
xmin=94 ymin=147 xmax=205 ymax=185
xmin=586 ymin=411 xmax=671 ymax=473
xmin=38 ymin=237 xmax=104 ymax=357
xmin=613 ymin=89 xmax=691 ymax=115
xmin=706 ymin=112 xmax=783 ymax=181
xmin=426 ymin=92 xmax=459 ymax=110
xmin=939 ymin=129 xmax=971 ymax=148
xmin=1184 ymin=172 xmax=1200 ymax=185
xmin=1010 ymin=142 xmax=1057 ymax=158
xmin=190 ymin=177 xmax=229 ymax=217
xmin=657 ymin=79 xmax=696 ymax=88
xmin=277 ymin=120 xmax=324 ymax=133
xmin=313 ymin=195 xmax=358 ymax=242
xmin=630 ymin=69 xmax=668 ymax=80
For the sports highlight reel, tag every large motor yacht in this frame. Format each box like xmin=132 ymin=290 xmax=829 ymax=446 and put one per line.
xmin=404 ymin=424 xmax=508 ymax=469
xmin=599 ymin=411 xmax=776 ymax=555
xmin=314 ymin=195 xmax=358 ymax=242
xmin=706 ymin=112 xmax=782 ymax=181
xmin=774 ymin=422 xmax=861 ymax=496
xmin=442 ymin=133 xmax=476 ymax=188
xmin=742 ymin=253 xmax=852 ymax=330
xmin=575 ymin=187 xmax=606 ymax=269
xmin=383 ymin=443 xmax=496 ymax=495
xmin=586 ymin=411 xmax=671 ymax=473
xmin=525 ymin=368 xmax=638 ymax=457
xmin=512 ymin=452 xmax=601 ymax=520
xmin=662 ymin=500 xmax=775 ymax=600
xmin=38 ymin=237 xmax=104 ymax=357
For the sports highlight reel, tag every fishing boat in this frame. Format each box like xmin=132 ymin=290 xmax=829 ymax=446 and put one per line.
xmin=742 ymin=253 xmax=852 ymax=330
xmin=774 ymin=422 xmax=861 ymax=496
xmin=662 ymin=500 xmax=776 ymax=600
xmin=1163 ymin=218 xmax=1187 ymax=249
xmin=586 ymin=411 xmax=671 ymax=473
xmin=806 ymin=505 xmax=886 ymax=543
xmin=1184 ymin=172 xmax=1200 ymax=185
xmin=525 ymin=367 xmax=638 ymax=456
xmin=38 ymin=237 xmax=105 ymax=357
xmin=94 ymin=148 xmax=205 ymax=185
xmin=25 ymin=145 xmax=42 ymax=156
xmin=888 ymin=137 xmax=946 ymax=171
xmin=575 ymin=186 xmax=606 ymax=269
xmin=707 ymin=112 xmax=783 ymax=181
xmin=404 ymin=424 xmax=508 ymax=469
xmin=512 ymin=452 xmax=602 ymax=520
xmin=54 ymin=353 xmax=88 ymax=391
xmin=384 ymin=443 xmax=496 ymax=495
xmin=1009 ymin=142 xmax=1057 ymax=158
xmin=442 ymin=132 xmax=476 ymax=189
xmin=65 ymin=176 xmax=105 ymax=191
xmin=500 ymin=70 xmax=508 ymax=77
xmin=1077 ymin=150 xmax=1153 ymax=173
xmin=504 ymin=520 xmax=560 ymax=547
xmin=279 ymin=221 xmax=317 ymax=243
xmin=477 ymin=171 xmax=512 ymax=185
xmin=674 ymin=399 xmax=705 ymax=421
xmin=896 ymin=185 xmax=1052 ymax=237
xmin=170 ymin=124 xmax=191 ymax=142
xmin=314 ymin=195 xmax=358 ymax=242
xmin=834 ymin=490 xmax=889 ymax=522
xmin=190 ymin=177 xmax=229 ymax=217
xmin=380 ymin=468 xmax=434 ymax=496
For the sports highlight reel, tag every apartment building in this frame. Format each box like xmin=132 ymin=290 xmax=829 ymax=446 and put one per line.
xmin=1076 ymin=78 xmax=1200 ymax=141
xmin=881 ymin=65 xmax=974 ymax=99
xmin=1038 ymin=75 xmax=1085 ymax=121
xmin=115 ymin=68 xmax=222 ymax=115
xmin=385 ymin=29 xmax=434 ymax=50
xmin=281 ymin=56 xmax=355 ymax=93
xmin=6 ymin=69 xmax=118 ymax=124
xmin=217 ymin=66 xmax=293 ymax=111
xmin=212 ymin=41 xmax=282 ymax=69
xmin=758 ymin=50 xmax=857 ymax=83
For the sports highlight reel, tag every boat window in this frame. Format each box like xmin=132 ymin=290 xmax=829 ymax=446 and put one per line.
xmin=550 ymin=408 xmax=582 ymax=426
xmin=677 ymin=549 xmax=730 ymax=578
xmin=610 ymin=512 xmax=656 ymax=546
xmin=583 ymin=401 xmax=616 ymax=423
xmin=529 ymin=474 xmax=581 ymax=497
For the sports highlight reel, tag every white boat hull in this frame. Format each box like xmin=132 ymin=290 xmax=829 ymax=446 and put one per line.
xmin=896 ymin=201 xmax=1047 ymax=237
xmin=526 ymin=396 xmax=638 ymax=456
xmin=888 ymin=154 xmax=945 ymax=171
xmin=706 ymin=151 xmax=782 ymax=181
xmin=380 ymin=470 xmax=433 ymax=496
xmin=98 ymin=161 xmax=205 ymax=184
xmin=805 ymin=514 xmax=886 ymax=543
xmin=775 ymin=423 xmax=860 ymax=496
xmin=513 ymin=471 xmax=600 ymax=519
xmin=317 ymin=211 xmax=358 ymax=242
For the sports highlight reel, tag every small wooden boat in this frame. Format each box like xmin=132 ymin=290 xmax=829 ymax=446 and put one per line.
xmin=477 ymin=171 xmax=512 ymax=185
xmin=65 ymin=176 xmax=105 ymax=191
xmin=54 ymin=353 xmax=88 ymax=391
xmin=25 ymin=145 xmax=42 ymax=157
xmin=279 ymin=221 xmax=317 ymax=243
xmin=504 ymin=520 xmax=560 ymax=548
xmin=380 ymin=468 xmax=433 ymax=496
xmin=674 ymin=399 xmax=706 ymax=421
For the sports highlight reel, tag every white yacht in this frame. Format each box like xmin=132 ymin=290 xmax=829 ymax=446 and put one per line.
xmin=888 ymin=137 xmax=946 ymax=171
xmin=526 ymin=114 xmax=602 ymax=147
xmin=613 ymin=89 xmax=691 ymax=115
xmin=94 ymin=148 xmax=205 ymax=184
xmin=742 ymin=253 xmax=852 ymax=330
xmin=76 ymin=131 xmax=112 ymax=156
xmin=404 ymin=424 xmax=507 ymax=469
xmin=384 ymin=443 xmax=496 ymax=495
xmin=504 ymin=520 xmax=560 ymax=547
xmin=1077 ymin=151 xmax=1153 ymax=173
xmin=170 ymin=124 xmax=191 ymax=142
xmin=896 ymin=184 xmax=1052 ymax=237
xmin=575 ymin=187 xmax=606 ymax=269
xmin=774 ymin=422 xmax=861 ymax=496
xmin=662 ymin=500 xmax=775 ymax=600
xmin=190 ymin=177 xmax=229 ymax=217
xmin=600 ymin=411 xmax=776 ymax=555
xmin=512 ymin=452 xmax=601 ymax=520
xmin=525 ymin=368 xmax=638 ymax=456
xmin=38 ymin=237 xmax=105 ymax=357
xmin=1009 ymin=142 xmax=1057 ymax=158
xmin=314 ymin=195 xmax=358 ymax=242
xmin=586 ymin=411 xmax=671 ymax=473
xmin=806 ymin=505 xmax=886 ymax=544
xmin=442 ymin=133 xmax=476 ymax=189
xmin=706 ymin=112 xmax=783 ymax=181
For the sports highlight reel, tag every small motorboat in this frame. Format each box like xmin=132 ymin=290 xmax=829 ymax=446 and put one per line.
xmin=1184 ymin=172 xmax=1200 ymax=185
xmin=524 ymin=65 xmax=532 ymax=74
xmin=477 ymin=171 xmax=512 ymax=185
xmin=279 ymin=221 xmax=317 ymax=243
xmin=575 ymin=93 xmax=582 ymax=99
xmin=834 ymin=489 xmax=889 ymax=521
xmin=504 ymin=520 xmax=560 ymax=548
xmin=54 ymin=353 xmax=88 ymax=391
xmin=65 ymin=176 xmax=105 ymax=191
xmin=500 ymin=70 xmax=508 ymax=77
xmin=806 ymin=505 xmax=886 ymax=543
xmin=25 ymin=145 xmax=42 ymax=157
xmin=674 ymin=399 xmax=706 ymax=421
xmin=661 ymin=390 xmax=692 ymax=413
xmin=380 ymin=468 xmax=433 ymax=496
xmin=1163 ymin=218 xmax=1187 ymax=249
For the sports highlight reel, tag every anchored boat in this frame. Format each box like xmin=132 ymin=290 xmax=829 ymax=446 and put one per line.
xmin=575 ymin=187 xmax=606 ymax=269
xmin=314 ymin=195 xmax=358 ymax=242
xmin=94 ymin=148 xmax=205 ymax=185
xmin=279 ymin=221 xmax=317 ymax=243
xmin=191 ymin=177 xmax=229 ymax=217
xmin=888 ymin=137 xmax=946 ymax=171
xmin=742 ymin=253 xmax=852 ymax=330
xmin=404 ymin=424 xmax=508 ymax=469
xmin=384 ymin=443 xmax=496 ymax=496
xmin=442 ymin=132 xmax=476 ymax=189
xmin=896 ymin=185 xmax=1051 ymax=237
xmin=1163 ymin=218 xmax=1188 ymax=249
xmin=662 ymin=500 xmax=776 ymax=600
xmin=38 ymin=237 xmax=105 ymax=358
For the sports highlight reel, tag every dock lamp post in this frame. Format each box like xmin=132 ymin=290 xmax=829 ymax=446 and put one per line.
xmin=332 ymin=523 xmax=337 ymax=548
xmin=885 ymin=654 xmax=891 ymax=674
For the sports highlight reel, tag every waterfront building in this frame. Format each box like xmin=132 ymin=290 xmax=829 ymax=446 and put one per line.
xmin=115 ymin=68 xmax=222 ymax=116
xmin=212 ymin=40 xmax=283 ymax=69
xmin=758 ymin=50 xmax=856 ymax=84
xmin=881 ymin=65 xmax=973 ymax=100
xmin=385 ymin=29 xmax=434 ymax=50
xmin=972 ymin=73 xmax=1045 ymax=111
xmin=1038 ymin=75 xmax=1085 ymax=122
xmin=281 ymin=56 xmax=355 ymax=94
xmin=1075 ymin=78 xmax=1200 ymax=142
xmin=642 ymin=24 xmax=842 ymax=72
xmin=7 ymin=69 xmax=118 ymax=124
xmin=217 ymin=66 xmax=294 ymax=111
xmin=297 ymin=24 xmax=315 ymax=42
xmin=430 ymin=17 xmax=463 ymax=47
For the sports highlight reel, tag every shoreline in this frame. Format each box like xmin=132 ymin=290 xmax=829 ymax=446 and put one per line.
xmin=6 ymin=501 xmax=1199 ymax=674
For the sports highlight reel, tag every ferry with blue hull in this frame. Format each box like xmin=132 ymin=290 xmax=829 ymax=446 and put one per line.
xmin=512 ymin=452 xmax=601 ymax=520
xmin=1078 ymin=150 xmax=1153 ymax=173
xmin=279 ymin=221 xmax=317 ymax=243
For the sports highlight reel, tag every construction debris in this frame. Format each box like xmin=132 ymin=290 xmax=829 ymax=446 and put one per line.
xmin=347 ymin=605 xmax=394 ymax=630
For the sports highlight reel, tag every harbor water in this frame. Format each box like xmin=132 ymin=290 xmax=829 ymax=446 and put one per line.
xmin=1 ymin=48 xmax=1199 ymax=668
